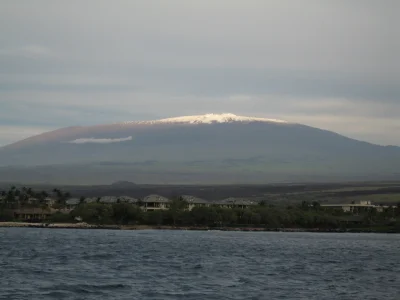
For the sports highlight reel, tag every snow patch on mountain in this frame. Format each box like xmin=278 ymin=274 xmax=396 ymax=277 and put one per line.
xmin=123 ymin=113 xmax=287 ymax=125
xmin=68 ymin=136 xmax=132 ymax=144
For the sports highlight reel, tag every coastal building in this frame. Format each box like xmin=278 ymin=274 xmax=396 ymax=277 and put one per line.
xmin=181 ymin=195 xmax=210 ymax=211
xmin=66 ymin=198 xmax=80 ymax=209
xmin=43 ymin=197 xmax=56 ymax=207
xmin=21 ymin=197 xmax=56 ymax=207
xmin=321 ymin=200 xmax=385 ymax=213
xmin=99 ymin=196 xmax=119 ymax=204
xmin=13 ymin=208 xmax=54 ymax=221
xmin=118 ymin=196 xmax=139 ymax=204
xmin=84 ymin=197 xmax=98 ymax=204
xmin=214 ymin=198 xmax=256 ymax=209
xmin=142 ymin=195 xmax=170 ymax=211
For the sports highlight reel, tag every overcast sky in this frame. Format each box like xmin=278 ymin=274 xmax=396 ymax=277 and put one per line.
xmin=0 ymin=0 xmax=399 ymax=146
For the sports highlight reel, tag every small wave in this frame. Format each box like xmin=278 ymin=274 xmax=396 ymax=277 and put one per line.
xmin=92 ymin=283 xmax=130 ymax=291
xmin=82 ymin=253 xmax=113 ymax=260
xmin=40 ymin=283 xmax=131 ymax=294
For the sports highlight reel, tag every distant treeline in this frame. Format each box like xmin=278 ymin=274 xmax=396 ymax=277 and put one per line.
xmin=0 ymin=186 xmax=70 ymax=209
xmin=1 ymin=186 xmax=400 ymax=232
xmin=45 ymin=182 xmax=400 ymax=204
xmin=46 ymin=200 xmax=400 ymax=231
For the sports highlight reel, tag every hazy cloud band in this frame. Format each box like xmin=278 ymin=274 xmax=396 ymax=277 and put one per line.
xmin=68 ymin=136 xmax=133 ymax=144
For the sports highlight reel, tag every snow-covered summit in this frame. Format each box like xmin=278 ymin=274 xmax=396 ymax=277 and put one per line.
xmin=123 ymin=113 xmax=287 ymax=125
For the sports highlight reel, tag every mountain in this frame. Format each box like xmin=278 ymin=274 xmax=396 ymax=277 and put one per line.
xmin=110 ymin=181 xmax=137 ymax=187
xmin=0 ymin=113 xmax=399 ymax=184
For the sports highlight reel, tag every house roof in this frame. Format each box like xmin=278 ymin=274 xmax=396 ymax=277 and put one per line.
xmin=99 ymin=196 xmax=118 ymax=203
xmin=215 ymin=197 xmax=255 ymax=206
xmin=181 ymin=195 xmax=209 ymax=204
xmin=143 ymin=194 xmax=170 ymax=203
xmin=118 ymin=196 xmax=139 ymax=203
xmin=84 ymin=198 xmax=98 ymax=203
xmin=66 ymin=198 xmax=80 ymax=205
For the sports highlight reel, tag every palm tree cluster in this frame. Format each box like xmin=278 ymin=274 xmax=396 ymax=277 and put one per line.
xmin=0 ymin=186 xmax=71 ymax=209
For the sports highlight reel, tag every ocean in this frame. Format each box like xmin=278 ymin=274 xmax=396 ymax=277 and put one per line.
xmin=0 ymin=228 xmax=399 ymax=300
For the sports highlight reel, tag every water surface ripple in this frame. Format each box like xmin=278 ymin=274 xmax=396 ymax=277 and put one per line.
xmin=0 ymin=229 xmax=399 ymax=299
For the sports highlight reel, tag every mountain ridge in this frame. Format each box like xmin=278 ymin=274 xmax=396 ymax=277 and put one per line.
xmin=0 ymin=113 xmax=399 ymax=184
xmin=0 ymin=113 xmax=290 ymax=150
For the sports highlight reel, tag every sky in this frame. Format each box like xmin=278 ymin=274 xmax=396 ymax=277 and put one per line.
xmin=0 ymin=0 xmax=399 ymax=146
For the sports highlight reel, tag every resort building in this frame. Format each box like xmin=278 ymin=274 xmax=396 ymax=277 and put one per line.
xmin=43 ymin=197 xmax=56 ymax=207
xmin=13 ymin=208 xmax=54 ymax=221
xmin=99 ymin=196 xmax=119 ymax=204
xmin=181 ymin=195 xmax=210 ymax=211
xmin=66 ymin=198 xmax=80 ymax=209
xmin=320 ymin=200 xmax=388 ymax=213
xmin=117 ymin=196 xmax=139 ymax=204
xmin=84 ymin=197 xmax=98 ymax=204
xmin=214 ymin=198 xmax=256 ymax=209
xmin=142 ymin=195 xmax=170 ymax=211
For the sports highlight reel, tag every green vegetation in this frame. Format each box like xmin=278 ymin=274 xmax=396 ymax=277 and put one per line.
xmin=262 ymin=188 xmax=400 ymax=206
xmin=1 ymin=186 xmax=399 ymax=232
xmin=44 ymin=200 xmax=400 ymax=232
xmin=0 ymin=186 xmax=69 ymax=209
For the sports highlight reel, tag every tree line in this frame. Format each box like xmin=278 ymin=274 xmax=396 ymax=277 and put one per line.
xmin=1 ymin=186 xmax=399 ymax=231
xmin=48 ymin=198 xmax=400 ymax=230
xmin=0 ymin=186 xmax=71 ymax=209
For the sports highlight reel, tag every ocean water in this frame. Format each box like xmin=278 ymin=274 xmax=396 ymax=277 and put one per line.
xmin=0 ymin=229 xmax=399 ymax=300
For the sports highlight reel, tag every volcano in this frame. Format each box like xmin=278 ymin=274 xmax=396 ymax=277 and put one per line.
xmin=0 ymin=113 xmax=399 ymax=184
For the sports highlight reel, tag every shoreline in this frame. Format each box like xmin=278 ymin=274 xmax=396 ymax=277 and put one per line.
xmin=0 ymin=222 xmax=398 ymax=233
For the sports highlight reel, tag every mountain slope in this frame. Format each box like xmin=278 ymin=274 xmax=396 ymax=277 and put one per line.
xmin=0 ymin=113 xmax=399 ymax=184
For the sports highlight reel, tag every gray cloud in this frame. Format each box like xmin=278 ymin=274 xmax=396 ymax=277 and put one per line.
xmin=0 ymin=0 xmax=398 ymax=146
xmin=68 ymin=136 xmax=133 ymax=144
